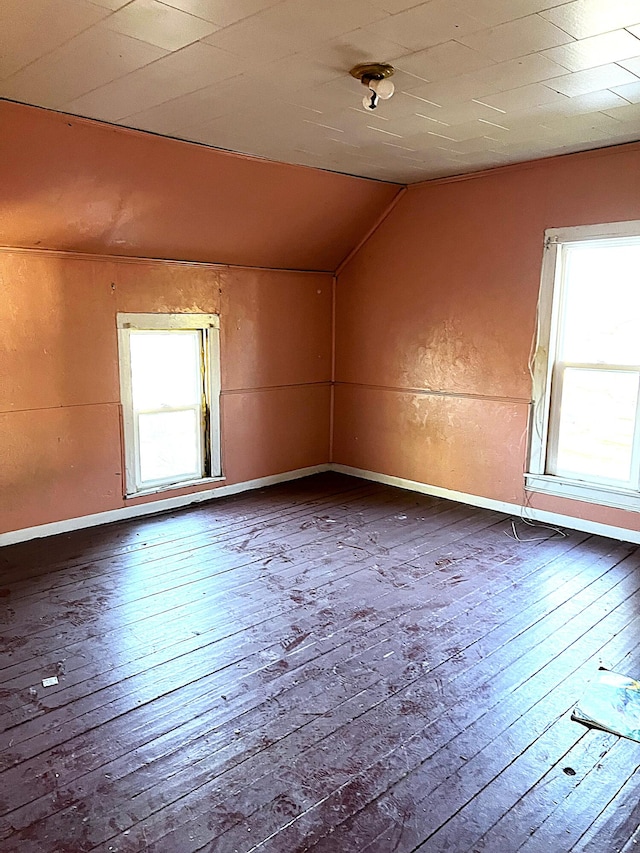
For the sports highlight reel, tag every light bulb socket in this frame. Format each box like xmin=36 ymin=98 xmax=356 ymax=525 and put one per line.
xmin=350 ymin=62 xmax=395 ymax=83
xmin=350 ymin=63 xmax=395 ymax=109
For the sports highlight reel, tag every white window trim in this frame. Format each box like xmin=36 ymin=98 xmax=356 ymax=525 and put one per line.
xmin=526 ymin=220 xmax=640 ymax=512
xmin=117 ymin=313 xmax=222 ymax=498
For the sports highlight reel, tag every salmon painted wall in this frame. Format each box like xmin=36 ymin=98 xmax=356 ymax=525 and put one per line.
xmin=334 ymin=142 xmax=640 ymax=533
xmin=0 ymin=99 xmax=394 ymax=535
xmin=1 ymin=250 xmax=331 ymax=533
xmin=0 ymin=100 xmax=398 ymax=271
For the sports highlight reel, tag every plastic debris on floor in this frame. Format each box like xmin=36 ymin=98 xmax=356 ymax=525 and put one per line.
xmin=572 ymin=669 xmax=640 ymax=742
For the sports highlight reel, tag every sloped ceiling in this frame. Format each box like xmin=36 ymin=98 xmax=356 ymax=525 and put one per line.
xmin=0 ymin=101 xmax=399 ymax=271
xmin=1 ymin=0 xmax=640 ymax=183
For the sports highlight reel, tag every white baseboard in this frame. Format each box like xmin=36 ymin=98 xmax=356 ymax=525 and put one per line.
xmin=332 ymin=464 xmax=640 ymax=545
xmin=0 ymin=465 xmax=330 ymax=546
xmin=3 ymin=462 xmax=639 ymax=547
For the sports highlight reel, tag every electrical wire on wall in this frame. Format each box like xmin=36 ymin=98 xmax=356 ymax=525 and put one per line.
xmin=505 ymin=239 xmax=567 ymax=543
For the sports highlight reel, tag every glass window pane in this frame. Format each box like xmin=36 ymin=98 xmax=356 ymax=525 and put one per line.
xmin=561 ymin=243 xmax=640 ymax=366
xmin=138 ymin=410 xmax=201 ymax=484
xmin=554 ymin=368 xmax=639 ymax=483
xmin=130 ymin=331 xmax=202 ymax=410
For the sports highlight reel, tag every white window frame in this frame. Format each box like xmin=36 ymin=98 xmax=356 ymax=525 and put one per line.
xmin=526 ymin=220 xmax=640 ymax=512
xmin=117 ymin=313 xmax=222 ymax=497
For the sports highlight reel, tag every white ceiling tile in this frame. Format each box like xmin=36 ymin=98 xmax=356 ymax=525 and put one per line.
xmin=486 ymin=120 xmax=558 ymax=144
xmin=602 ymin=126 xmax=640 ymax=146
xmin=372 ymin=113 xmax=438 ymax=137
xmin=251 ymin=54 xmax=345 ymax=93
xmin=305 ymin=106 xmax=385 ymax=135
xmin=256 ymin=0 xmax=390 ymax=44
xmin=509 ymin=89 xmax=627 ymax=121
xmin=434 ymin=118 xmax=509 ymax=142
xmin=285 ymin=81 xmax=362 ymax=114
xmin=0 ymin=0 xmax=109 ymax=78
xmin=202 ymin=14 xmax=302 ymax=60
xmin=379 ymin=130 xmax=455 ymax=151
xmin=544 ymin=63 xmax=639 ymax=96
xmin=63 ymin=41 xmax=239 ymax=120
xmin=439 ymin=135 xmax=502 ymax=155
xmin=0 ymin=27 xmax=167 ymax=109
xmin=611 ymin=80 xmax=640 ymax=102
xmin=541 ymin=29 xmax=640 ymax=71
xmin=367 ymin=0 xmax=430 ymax=12
xmin=460 ymin=15 xmax=574 ymax=63
xmin=60 ymin=80 xmax=155 ymax=123
xmin=365 ymin=0 xmax=488 ymax=51
xmin=182 ymin=75 xmax=273 ymax=124
xmin=477 ymin=82 xmax=570 ymax=111
xmin=404 ymin=98 xmax=509 ymax=125
xmin=385 ymin=110 xmax=453 ymax=135
xmin=156 ymin=0 xmax=284 ymax=26
xmin=396 ymin=41 xmax=496 ymax=82
xmin=541 ymin=109 xmax=626 ymax=131
xmin=468 ymin=0 xmax=574 ymax=28
xmin=3 ymin=0 xmax=640 ymax=182
xmin=86 ymin=0 xmax=130 ymax=6
xmin=102 ymin=0 xmax=219 ymax=50
xmin=618 ymin=55 xmax=640 ymax=75
xmin=540 ymin=87 xmax=632 ymax=115
xmin=310 ymin=28 xmax=408 ymax=70
xmin=601 ymin=100 xmax=640 ymax=121
xmin=540 ymin=0 xmax=640 ymax=40
xmin=401 ymin=75 xmax=491 ymax=104
xmin=404 ymin=53 xmax=569 ymax=107
xmin=122 ymin=80 xmax=253 ymax=135
xmin=474 ymin=52 xmax=571 ymax=89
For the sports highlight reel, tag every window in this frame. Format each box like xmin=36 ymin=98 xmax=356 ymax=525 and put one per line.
xmin=527 ymin=221 xmax=640 ymax=511
xmin=117 ymin=313 xmax=221 ymax=496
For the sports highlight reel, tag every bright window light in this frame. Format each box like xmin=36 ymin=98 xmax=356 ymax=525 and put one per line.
xmin=528 ymin=223 xmax=640 ymax=511
xmin=551 ymin=241 xmax=640 ymax=486
xmin=117 ymin=314 xmax=221 ymax=496
xmin=554 ymin=368 xmax=638 ymax=483
xmin=130 ymin=331 xmax=203 ymax=484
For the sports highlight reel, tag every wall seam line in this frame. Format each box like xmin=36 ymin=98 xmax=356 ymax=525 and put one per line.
xmin=334 ymin=185 xmax=408 ymax=277
xmin=409 ymin=138 xmax=640 ymax=190
xmin=335 ymin=380 xmax=530 ymax=405
xmin=0 ymin=245 xmax=335 ymax=275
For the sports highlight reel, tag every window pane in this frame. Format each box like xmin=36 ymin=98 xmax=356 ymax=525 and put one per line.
xmin=554 ymin=368 xmax=639 ymax=482
xmin=130 ymin=331 xmax=202 ymax=410
xmin=138 ymin=410 xmax=201 ymax=483
xmin=561 ymin=243 xmax=640 ymax=366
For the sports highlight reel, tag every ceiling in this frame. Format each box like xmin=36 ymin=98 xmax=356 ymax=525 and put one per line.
xmin=2 ymin=0 xmax=640 ymax=183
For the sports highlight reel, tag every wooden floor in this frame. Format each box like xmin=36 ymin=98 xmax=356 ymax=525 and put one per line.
xmin=1 ymin=473 xmax=640 ymax=853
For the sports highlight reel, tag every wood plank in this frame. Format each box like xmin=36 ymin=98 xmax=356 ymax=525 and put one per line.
xmin=77 ymin=544 xmax=632 ymax=848
xmin=201 ymin=558 xmax=640 ymax=853
xmin=573 ymin=762 xmax=640 ymax=852
xmin=0 ymin=473 xmax=639 ymax=853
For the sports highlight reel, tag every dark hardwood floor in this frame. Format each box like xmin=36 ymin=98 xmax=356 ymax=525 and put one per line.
xmin=1 ymin=472 xmax=639 ymax=853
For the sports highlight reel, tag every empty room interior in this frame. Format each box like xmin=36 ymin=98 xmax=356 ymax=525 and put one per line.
xmin=3 ymin=0 xmax=640 ymax=850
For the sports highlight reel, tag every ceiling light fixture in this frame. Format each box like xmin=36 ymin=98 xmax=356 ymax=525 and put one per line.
xmin=350 ymin=63 xmax=395 ymax=112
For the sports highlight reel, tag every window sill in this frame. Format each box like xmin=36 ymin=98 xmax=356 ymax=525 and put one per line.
xmin=525 ymin=473 xmax=640 ymax=513
xmin=125 ymin=475 xmax=226 ymax=500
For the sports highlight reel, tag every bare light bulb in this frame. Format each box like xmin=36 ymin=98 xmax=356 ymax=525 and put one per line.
xmin=369 ymin=77 xmax=395 ymax=100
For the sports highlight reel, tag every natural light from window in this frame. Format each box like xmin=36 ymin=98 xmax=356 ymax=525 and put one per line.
xmin=550 ymin=241 xmax=640 ymax=487
xmin=129 ymin=330 xmax=204 ymax=486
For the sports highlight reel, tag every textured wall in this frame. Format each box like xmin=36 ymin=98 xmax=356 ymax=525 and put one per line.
xmin=334 ymin=142 xmax=640 ymax=532
xmin=1 ymin=251 xmax=331 ymax=533
xmin=0 ymin=100 xmax=398 ymax=271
